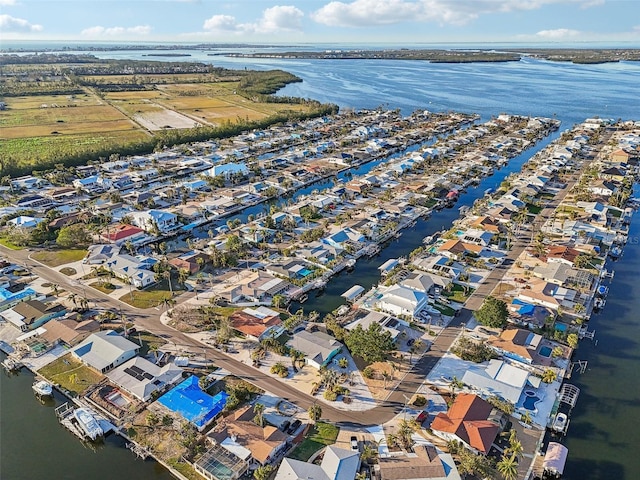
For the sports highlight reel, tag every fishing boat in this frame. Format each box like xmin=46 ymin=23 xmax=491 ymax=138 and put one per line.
xmin=552 ymin=412 xmax=569 ymax=434
xmin=32 ymin=380 xmax=53 ymax=397
xmin=73 ymin=408 xmax=103 ymax=441
xmin=2 ymin=357 xmax=22 ymax=372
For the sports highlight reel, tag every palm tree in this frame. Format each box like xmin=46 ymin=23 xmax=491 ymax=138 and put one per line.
xmin=308 ymin=403 xmax=322 ymax=423
xmin=382 ymin=371 xmax=391 ymax=390
xmin=360 ymin=443 xmax=378 ymax=464
xmin=396 ymin=419 xmax=418 ymax=450
xmin=68 ymin=292 xmax=77 ymax=307
xmin=253 ymin=465 xmax=273 ymax=480
xmin=520 ymin=410 xmax=533 ymax=426
xmin=496 ymin=453 xmax=518 ymax=480
xmin=449 ymin=376 xmax=464 ymax=396
xmin=163 ymin=270 xmax=174 ymax=297
xmin=177 ymin=268 xmax=190 ymax=287
xmin=50 ymin=283 xmax=60 ymax=296
xmin=253 ymin=403 xmax=265 ymax=427
xmin=542 ymin=369 xmax=558 ymax=383
xmin=320 ymin=368 xmax=340 ymax=391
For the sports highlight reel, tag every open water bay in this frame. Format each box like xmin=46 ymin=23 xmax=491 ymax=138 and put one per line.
xmin=2 ymin=47 xmax=640 ymax=479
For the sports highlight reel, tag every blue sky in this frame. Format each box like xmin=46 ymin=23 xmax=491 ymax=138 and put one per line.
xmin=1 ymin=0 xmax=639 ymax=44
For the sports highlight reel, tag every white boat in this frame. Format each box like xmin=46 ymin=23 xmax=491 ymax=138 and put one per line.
xmin=552 ymin=412 xmax=568 ymax=433
xmin=32 ymin=380 xmax=53 ymax=397
xmin=73 ymin=408 xmax=103 ymax=441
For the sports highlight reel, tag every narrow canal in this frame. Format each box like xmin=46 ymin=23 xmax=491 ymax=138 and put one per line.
xmin=0 ymin=355 xmax=173 ymax=480
xmin=296 ymin=129 xmax=561 ymax=316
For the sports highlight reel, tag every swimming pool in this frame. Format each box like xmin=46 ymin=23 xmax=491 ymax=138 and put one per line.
xmin=539 ymin=346 xmax=552 ymax=358
xmin=523 ymin=395 xmax=540 ymax=411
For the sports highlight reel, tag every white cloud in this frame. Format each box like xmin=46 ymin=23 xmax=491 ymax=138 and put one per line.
xmin=203 ymin=15 xmax=239 ymax=31
xmin=312 ymin=0 xmax=603 ymax=27
xmin=0 ymin=0 xmax=18 ymax=6
xmin=203 ymin=5 xmax=303 ymax=34
xmin=81 ymin=25 xmax=152 ymax=37
xmin=536 ymin=28 xmax=581 ymax=38
xmin=0 ymin=14 xmax=42 ymax=32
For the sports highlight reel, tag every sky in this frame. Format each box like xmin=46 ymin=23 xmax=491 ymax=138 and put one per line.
xmin=1 ymin=0 xmax=640 ymax=45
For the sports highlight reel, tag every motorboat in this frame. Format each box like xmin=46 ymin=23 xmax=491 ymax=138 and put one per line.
xmin=32 ymin=380 xmax=53 ymax=397
xmin=73 ymin=408 xmax=103 ymax=441
xmin=552 ymin=412 xmax=568 ymax=433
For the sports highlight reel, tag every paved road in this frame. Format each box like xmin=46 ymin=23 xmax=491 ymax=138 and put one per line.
xmin=0 ymin=149 xmax=592 ymax=426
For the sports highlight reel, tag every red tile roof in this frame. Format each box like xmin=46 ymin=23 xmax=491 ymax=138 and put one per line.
xmin=431 ymin=393 xmax=500 ymax=454
xmin=104 ymin=224 xmax=144 ymax=242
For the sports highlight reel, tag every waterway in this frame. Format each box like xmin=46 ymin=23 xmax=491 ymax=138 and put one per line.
xmin=2 ymin=46 xmax=640 ymax=480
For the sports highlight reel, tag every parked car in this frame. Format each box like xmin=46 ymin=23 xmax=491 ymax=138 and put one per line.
xmin=416 ymin=411 xmax=428 ymax=424
xmin=350 ymin=436 xmax=359 ymax=451
xmin=407 ymin=338 xmax=415 ymax=347
xmin=287 ymin=419 xmax=302 ymax=434
xmin=280 ymin=420 xmax=291 ymax=433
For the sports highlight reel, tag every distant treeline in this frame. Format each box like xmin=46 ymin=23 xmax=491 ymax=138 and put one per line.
xmin=0 ymin=103 xmax=339 ymax=178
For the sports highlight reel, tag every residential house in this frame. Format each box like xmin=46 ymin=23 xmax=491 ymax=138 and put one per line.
xmin=0 ymin=300 xmax=66 ymax=332
xmin=275 ymin=445 xmax=360 ymax=480
xmin=130 ymin=209 xmax=178 ymax=234
xmin=437 ymin=240 xmax=483 ymax=260
xmin=10 ymin=176 xmax=43 ymax=191
xmin=102 ymin=224 xmax=146 ymax=245
xmin=230 ymin=307 xmax=284 ymax=341
xmin=588 ymin=179 xmax=617 ymax=197
xmin=487 ymin=328 xmax=543 ymax=365
xmin=39 ymin=318 xmax=99 ymax=347
xmin=265 ymin=260 xmax=314 ymax=280
xmin=469 ymin=216 xmax=504 ymax=234
xmin=296 ymin=241 xmax=342 ymax=265
xmin=72 ymin=330 xmax=139 ymax=373
xmin=9 ymin=216 xmax=44 ymax=229
xmin=107 ymin=356 xmax=183 ymax=401
xmin=400 ymin=272 xmax=436 ymax=295
xmin=533 ymin=262 xmax=595 ymax=290
xmin=458 ymin=229 xmax=494 ymax=247
xmin=287 ymin=330 xmax=343 ymax=369
xmin=85 ymin=244 xmax=120 ymax=265
xmin=72 ymin=175 xmax=112 ymax=193
xmin=376 ymin=285 xmax=427 ymax=318
xmin=600 ymin=166 xmax=626 ymax=182
xmin=461 ymin=359 xmax=532 ymax=405
xmin=169 ymin=251 xmax=208 ymax=274
xmin=211 ymin=404 xmax=288 ymax=467
xmin=378 ymin=444 xmax=461 ymax=480
xmin=545 ymin=246 xmax=582 ymax=266
xmin=431 ymin=393 xmax=504 ymax=455
xmin=206 ymin=162 xmax=249 ymax=179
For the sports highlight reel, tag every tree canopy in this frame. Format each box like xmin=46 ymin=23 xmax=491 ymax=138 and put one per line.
xmin=345 ymin=322 xmax=395 ymax=363
xmin=474 ymin=296 xmax=508 ymax=328
xmin=56 ymin=223 xmax=91 ymax=248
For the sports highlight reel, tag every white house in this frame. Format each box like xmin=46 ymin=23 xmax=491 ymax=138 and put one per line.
xmin=72 ymin=330 xmax=139 ymax=373
xmin=72 ymin=175 xmax=112 ymax=192
xmin=206 ymin=162 xmax=248 ymax=179
xmin=376 ymin=285 xmax=427 ymax=317
xmin=107 ymin=356 xmax=183 ymax=401
xmin=9 ymin=216 xmax=44 ymax=229
xmin=275 ymin=445 xmax=360 ymax=480
xmin=130 ymin=210 xmax=178 ymax=234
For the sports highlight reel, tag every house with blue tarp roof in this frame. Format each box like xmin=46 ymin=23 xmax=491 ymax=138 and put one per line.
xmin=158 ymin=376 xmax=228 ymax=431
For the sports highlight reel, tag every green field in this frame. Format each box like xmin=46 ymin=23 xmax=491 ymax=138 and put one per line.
xmin=39 ymin=353 xmax=104 ymax=396
xmin=32 ymin=249 xmax=87 ymax=267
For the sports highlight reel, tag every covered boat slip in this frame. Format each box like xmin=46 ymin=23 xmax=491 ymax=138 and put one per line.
xmin=341 ymin=284 xmax=365 ymax=303
xmin=543 ymin=442 xmax=568 ymax=477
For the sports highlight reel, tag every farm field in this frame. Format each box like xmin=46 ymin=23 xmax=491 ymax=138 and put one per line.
xmin=0 ymin=61 xmax=330 ymax=176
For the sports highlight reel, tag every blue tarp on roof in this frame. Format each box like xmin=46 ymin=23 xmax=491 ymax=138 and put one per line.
xmin=158 ymin=376 xmax=228 ymax=430
xmin=0 ymin=287 xmax=36 ymax=303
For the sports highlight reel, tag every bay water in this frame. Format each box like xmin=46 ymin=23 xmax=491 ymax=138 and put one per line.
xmin=2 ymin=47 xmax=640 ymax=479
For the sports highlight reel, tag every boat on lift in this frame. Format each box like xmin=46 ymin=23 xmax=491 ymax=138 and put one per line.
xmin=73 ymin=408 xmax=103 ymax=441
xmin=32 ymin=380 xmax=53 ymax=397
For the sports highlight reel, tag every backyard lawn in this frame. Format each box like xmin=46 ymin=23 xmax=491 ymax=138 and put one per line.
xmin=32 ymin=249 xmax=87 ymax=267
xmin=288 ymin=422 xmax=340 ymax=461
xmin=38 ymin=353 xmax=104 ymax=396
xmin=442 ymin=284 xmax=474 ymax=304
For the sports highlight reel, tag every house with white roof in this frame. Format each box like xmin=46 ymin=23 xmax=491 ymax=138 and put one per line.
xmin=9 ymin=216 xmax=44 ymax=229
xmin=104 ymin=254 xmax=156 ymax=288
xmin=107 ymin=356 xmax=183 ymax=401
xmin=461 ymin=359 xmax=533 ymax=404
xmin=72 ymin=330 xmax=139 ymax=373
xmin=130 ymin=209 xmax=178 ymax=234
xmin=72 ymin=175 xmax=112 ymax=193
xmin=376 ymin=285 xmax=427 ymax=318
xmin=206 ymin=162 xmax=248 ymax=179
xmin=275 ymin=445 xmax=360 ymax=480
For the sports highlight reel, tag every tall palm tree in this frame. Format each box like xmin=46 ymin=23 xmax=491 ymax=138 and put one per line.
xmin=449 ymin=376 xmax=464 ymax=396
xmin=253 ymin=403 xmax=265 ymax=427
xmin=308 ymin=403 xmax=322 ymax=423
xmin=496 ymin=453 xmax=518 ymax=480
xmin=396 ymin=419 xmax=418 ymax=450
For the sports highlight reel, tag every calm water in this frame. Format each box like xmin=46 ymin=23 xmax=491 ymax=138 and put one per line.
xmin=2 ymin=48 xmax=640 ymax=479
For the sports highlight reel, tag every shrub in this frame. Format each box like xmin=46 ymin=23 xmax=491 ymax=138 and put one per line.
xmin=323 ymin=390 xmax=338 ymax=401
xmin=362 ymin=366 xmax=375 ymax=379
xmin=413 ymin=395 xmax=427 ymax=407
xmin=270 ymin=362 xmax=289 ymax=378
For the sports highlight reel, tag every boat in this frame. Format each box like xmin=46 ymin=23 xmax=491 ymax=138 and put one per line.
xmin=345 ymin=258 xmax=356 ymax=270
xmin=552 ymin=412 xmax=569 ymax=434
xmin=2 ymin=357 xmax=22 ymax=372
xmin=593 ymin=298 xmax=606 ymax=310
xmin=298 ymin=294 xmax=309 ymax=304
xmin=73 ymin=408 xmax=103 ymax=441
xmin=32 ymin=380 xmax=53 ymax=397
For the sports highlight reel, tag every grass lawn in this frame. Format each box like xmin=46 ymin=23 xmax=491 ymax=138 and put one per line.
xmin=433 ymin=303 xmax=457 ymax=317
xmin=442 ymin=284 xmax=474 ymax=304
xmin=0 ymin=238 xmax=24 ymax=250
xmin=289 ymin=422 xmax=340 ymax=461
xmin=119 ymin=278 xmax=184 ymax=309
xmin=32 ymin=249 xmax=87 ymax=267
xmin=38 ymin=353 xmax=104 ymax=396
xmin=90 ymin=281 xmax=117 ymax=294
xmin=526 ymin=203 xmax=543 ymax=214
xmin=136 ymin=331 xmax=167 ymax=357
